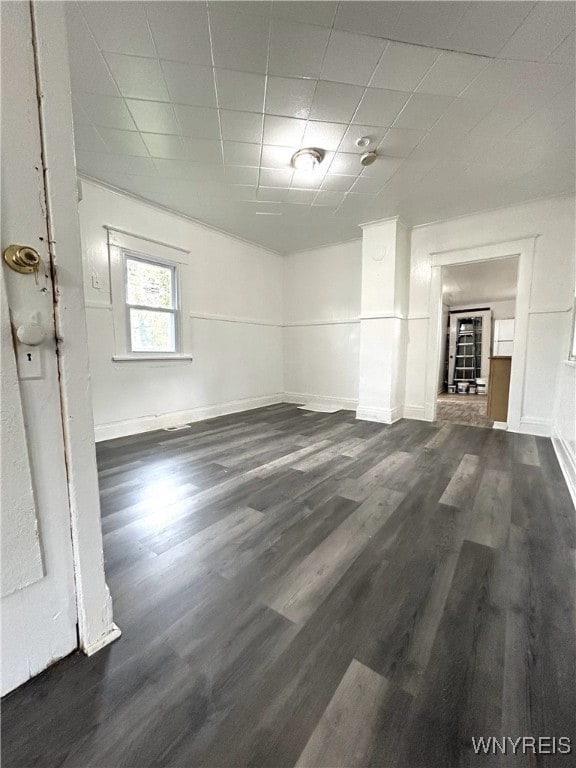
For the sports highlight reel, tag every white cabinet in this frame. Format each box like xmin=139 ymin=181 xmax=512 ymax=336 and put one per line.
xmin=494 ymin=318 xmax=515 ymax=356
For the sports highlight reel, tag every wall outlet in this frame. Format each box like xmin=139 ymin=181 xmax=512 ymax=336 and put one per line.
xmin=16 ymin=346 xmax=42 ymax=380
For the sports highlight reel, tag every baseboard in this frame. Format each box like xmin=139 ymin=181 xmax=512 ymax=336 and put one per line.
xmin=94 ymin=393 xmax=284 ymax=441
xmin=403 ymin=405 xmax=427 ymax=420
xmin=552 ymin=436 xmax=576 ymax=511
xmin=356 ymin=406 xmax=402 ymax=424
xmin=516 ymin=416 xmax=553 ymax=437
xmin=283 ymin=392 xmax=358 ymax=411
xmin=82 ymin=623 xmax=122 ymax=656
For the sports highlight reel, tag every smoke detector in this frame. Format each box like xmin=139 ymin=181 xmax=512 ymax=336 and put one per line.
xmin=360 ymin=151 xmax=377 ymax=166
xmin=355 ymin=136 xmax=371 ymax=148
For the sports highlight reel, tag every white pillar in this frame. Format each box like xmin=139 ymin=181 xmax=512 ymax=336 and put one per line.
xmin=356 ymin=217 xmax=410 ymax=423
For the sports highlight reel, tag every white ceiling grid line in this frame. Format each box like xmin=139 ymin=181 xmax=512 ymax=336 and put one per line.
xmin=67 ymin=1 xmax=575 ymax=253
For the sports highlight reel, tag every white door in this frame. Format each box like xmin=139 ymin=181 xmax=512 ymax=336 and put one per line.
xmin=1 ymin=1 xmax=78 ymax=695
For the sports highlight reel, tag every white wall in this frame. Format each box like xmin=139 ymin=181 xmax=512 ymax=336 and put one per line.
xmin=80 ymin=181 xmax=284 ymax=439
xmin=283 ymin=240 xmax=361 ymax=408
xmin=405 ymin=196 xmax=575 ymax=434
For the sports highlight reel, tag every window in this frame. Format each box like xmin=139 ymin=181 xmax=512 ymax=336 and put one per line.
xmin=124 ymin=252 xmax=179 ymax=354
xmin=570 ymin=295 xmax=576 ymax=361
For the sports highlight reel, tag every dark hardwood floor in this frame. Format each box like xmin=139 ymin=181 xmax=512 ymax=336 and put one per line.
xmin=3 ymin=405 xmax=576 ymax=767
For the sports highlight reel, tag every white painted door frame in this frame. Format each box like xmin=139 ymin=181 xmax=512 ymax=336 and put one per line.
xmin=424 ymin=237 xmax=537 ymax=430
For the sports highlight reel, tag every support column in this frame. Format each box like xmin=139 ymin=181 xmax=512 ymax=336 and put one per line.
xmin=356 ymin=217 xmax=410 ymax=423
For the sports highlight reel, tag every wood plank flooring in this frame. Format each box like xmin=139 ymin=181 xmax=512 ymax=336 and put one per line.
xmin=2 ymin=405 xmax=576 ymax=767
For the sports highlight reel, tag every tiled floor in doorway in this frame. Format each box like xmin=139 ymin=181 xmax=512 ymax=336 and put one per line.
xmin=436 ymin=393 xmax=493 ymax=428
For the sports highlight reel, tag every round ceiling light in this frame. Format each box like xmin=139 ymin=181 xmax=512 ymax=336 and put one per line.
xmin=360 ymin=151 xmax=378 ymax=166
xmin=355 ymin=136 xmax=371 ymax=148
xmin=291 ymin=147 xmax=325 ymax=172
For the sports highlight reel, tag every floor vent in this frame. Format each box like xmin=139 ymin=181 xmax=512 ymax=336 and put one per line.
xmin=163 ymin=424 xmax=192 ymax=432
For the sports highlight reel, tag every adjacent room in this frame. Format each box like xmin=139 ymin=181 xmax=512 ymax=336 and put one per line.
xmin=2 ymin=1 xmax=576 ymax=767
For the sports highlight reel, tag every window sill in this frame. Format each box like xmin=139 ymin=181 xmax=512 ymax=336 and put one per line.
xmin=112 ymin=354 xmax=193 ymax=362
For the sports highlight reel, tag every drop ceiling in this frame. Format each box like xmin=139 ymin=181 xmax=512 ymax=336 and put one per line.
xmin=67 ymin=1 xmax=576 ymax=254
xmin=442 ymin=257 xmax=519 ymax=306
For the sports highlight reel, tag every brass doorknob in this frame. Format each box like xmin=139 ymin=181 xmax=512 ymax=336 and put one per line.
xmin=3 ymin=245 xmax=41 ymax=274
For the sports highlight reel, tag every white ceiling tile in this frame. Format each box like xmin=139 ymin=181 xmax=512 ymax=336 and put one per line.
xmin=261 ymin=144 xmax=294 ymax=169
xmin=353 ymin=88 xmax=410 ymax=127
xmin=226 ymin=185 xmax=257 ymax=201
xmin=448 ymin=2 xmax=534 ymax=57
xmin=220 ymin=110 xmax=263 ymax=143
xmin=416 ymin=51 xmax=489 ymax=97
xmin=547 ymin=32 xmax=575 ymax=64
xmin=187 ymin=165 xmax=225 ymax=184
xmin=81 ymin=2 xmax=155 ymax=57
xmin=105 ymin=54 xmax=169 ymax=101
xmin=257 ymin=187 xmax=289 ymax=202
xmin=289 ymin=181 xmax=321 ymax=198
xmin=272 ymin=2 xmax=337 ymax=27
xmin=184 ymin=138 xmax=223 ymax=164
xmin=142 ymin=133 xmax=187 ymax=159
xmin=266 ymin=77 xmax=316 ymax=119
xmin=302 ymin=121 xmax=347 ymax=152
xmin=146 ymin=1 xmax=212 ymax=65
xmin=98 ymin=127 xmax=150 ymax=156
xmin=321 ymin=174 xmax=355 ymax=192
xmin=65 ymin=5 xmax=119 ymax=97
xmin=263 ymin=115 xmax=307 ymax=147
xmin=309 ymin=81 xmax=364 ymax=123
xmin=377 ymin=127 xmax=426 ymax=158
xmin=73 ymin=124 xmax=108 ymax=154
xmin=269 ymin=20 xmax=331 ymax=79
xmin=223 ymin=141 xmax=261 ymax=167
xmin=498 ymin=2 xmax=574 ymax=62
xmin=68 ymin=0 xmax=576 ymax=254
xmin=333 ymin=2 xmax=403 ymax=39
xmin=161 ymin=61 xmax=217 ymax=108
xmin=393 ymin=93 xmax=454 ymax=130
xmin=215 ymin=70 xmax=266 ymax=113
xmin=360 ymin=156 xmax=404 ymax=180
xmin=174 ymin=105 xmax=220 ymax=139
xmin=259 ymin=168 xmax=294 ymax=187
xmin=73 ymin=94 xmax=136 ymax=130
xmin=371 ymin=42 xmax=440 ymax=92
xmin=349 ymin=176 xmax=382 ymax=195
xmin=209 ymin=8 xmax=270 ymax=74
xmin=152 ymin=159 xmax=198 ymax=179
xmin=392 ymin=2 xmax=469 ymax=49
xmin=126 ymin=100 xmax=179 ymax=134
xmin=76 ymin=151 xmax=155 ymax=179
xmin=339 ymin=124 xmax=387 ymax=154
xmin=321 ymin=30 xmax=386 ymax=86
xmin=328 ymin=152 xmax=362 ymax=176
xmin=225 ymin=166 xmax=259 ymax=186
xmin=120 ymin=157 xmax=158 ymax=176
xmin=313 ymin=190 xmax=346 ymax=207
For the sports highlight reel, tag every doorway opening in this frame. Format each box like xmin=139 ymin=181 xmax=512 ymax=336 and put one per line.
xmin=436 ymin=257 xmax=519 ymax=428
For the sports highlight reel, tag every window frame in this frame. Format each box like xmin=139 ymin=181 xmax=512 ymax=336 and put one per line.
xmin=122 ymin=249 xmax=182 ymax=358
xmin=570 ymin=294 xmax=576 ymax=362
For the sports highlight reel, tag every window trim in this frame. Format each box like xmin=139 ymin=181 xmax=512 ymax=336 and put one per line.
xmin=122 ymin=249 xmax=182 ymax=358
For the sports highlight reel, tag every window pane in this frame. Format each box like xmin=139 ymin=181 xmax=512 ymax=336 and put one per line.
xmin=130 ymin=309 xmax=175 ymax=352
xmin=126 ymin=257 xmax=174 ymax=309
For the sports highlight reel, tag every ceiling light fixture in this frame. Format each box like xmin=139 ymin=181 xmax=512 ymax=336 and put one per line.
xmin=356 ymin=136 xmax=370 ymax=148
xmin=360 ymin=151 xmax=377 ymax=166
xmin=291 ymin=147 xmax=325 ymax=172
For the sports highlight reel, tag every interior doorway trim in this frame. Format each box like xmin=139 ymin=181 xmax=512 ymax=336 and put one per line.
xmin=425 ymin=237 xmax=538 ymax=431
